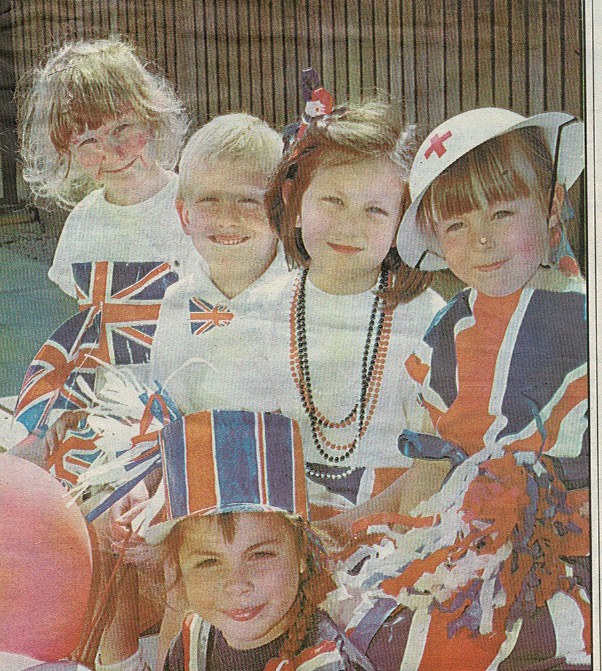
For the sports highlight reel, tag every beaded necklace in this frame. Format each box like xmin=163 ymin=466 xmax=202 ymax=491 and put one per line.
xmin=290 ymin=268 xmax=393 ymax=473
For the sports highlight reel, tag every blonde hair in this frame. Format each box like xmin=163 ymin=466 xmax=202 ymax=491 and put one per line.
xmin=169 ymin=511 xmax=333 ymax=660
xmin=177 ymin=113 xmax=283 ymax=202
xmin=265 ymin=100 xmax=432 ymax=307
xmin=417 ymin=126 xmax=554 ymax=235
xmin=18 ymin=36 xmax=188 ymax=208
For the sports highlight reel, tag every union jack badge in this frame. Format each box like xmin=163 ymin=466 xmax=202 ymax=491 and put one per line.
xmin=189 ymin=297 xmax=234 ymax=335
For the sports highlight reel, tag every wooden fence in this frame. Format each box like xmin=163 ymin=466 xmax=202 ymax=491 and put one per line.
xmin=10 ymin=0 xmax=583 ymax=130
xmin=7 ymin=0 xmax=584 ymax=250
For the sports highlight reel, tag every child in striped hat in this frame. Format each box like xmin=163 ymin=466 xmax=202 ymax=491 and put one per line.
xmin=113 ymin=409 xmax=376 ymax=671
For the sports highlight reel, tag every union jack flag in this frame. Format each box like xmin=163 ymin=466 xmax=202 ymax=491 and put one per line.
xmin=189 ymin=297 xmax=234 ymax=335
xmin=14 ymin=307 xmax=100 ymax=432
xmin=73 ymin=260 xmax=179 ymax=365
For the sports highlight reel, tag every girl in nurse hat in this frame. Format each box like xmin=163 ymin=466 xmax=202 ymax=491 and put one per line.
xmin=389 ymin=108 xmax=590 ymax=668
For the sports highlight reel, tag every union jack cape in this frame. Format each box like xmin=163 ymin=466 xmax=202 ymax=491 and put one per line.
xmin=404 ymin=286 xmax=588 ymax=472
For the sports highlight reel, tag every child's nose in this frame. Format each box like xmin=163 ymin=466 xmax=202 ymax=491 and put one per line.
xmin=223 ymin=568 xmax=253 ymax=595
xmin=471 ymin=222 xmax=493 ymax=248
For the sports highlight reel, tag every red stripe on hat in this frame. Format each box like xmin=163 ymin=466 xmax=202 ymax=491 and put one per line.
xmin=185 ymin=412 xmax=218 ymax=515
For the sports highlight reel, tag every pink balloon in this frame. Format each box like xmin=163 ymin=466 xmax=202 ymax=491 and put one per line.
xmin=0 ymin=454 xmax=93 ymax=661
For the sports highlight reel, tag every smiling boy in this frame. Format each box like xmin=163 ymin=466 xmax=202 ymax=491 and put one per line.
xmin=150 ymin=113 xmax=288 ymax=412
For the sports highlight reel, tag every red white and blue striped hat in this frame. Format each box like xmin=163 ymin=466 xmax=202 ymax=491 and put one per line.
xmin=139 ymin=409 xmax=308 ymax=544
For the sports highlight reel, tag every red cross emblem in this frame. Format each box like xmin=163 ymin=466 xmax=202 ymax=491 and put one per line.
xmin=424 ymin=130 xmax=453 ymax=159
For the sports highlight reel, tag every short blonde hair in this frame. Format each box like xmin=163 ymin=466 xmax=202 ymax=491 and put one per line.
xmin=177 ymin=113 xmax=283 ymax=202
xmin=417 ymin=126 xmax=554 ymax=235
xmin=18 ymin=36 xmax=188 ymax=208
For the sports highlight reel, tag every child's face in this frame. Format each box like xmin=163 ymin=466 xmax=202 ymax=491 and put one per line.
xmin=178 ymin=512 xmax=302 ymax=650
xmin=69 ymin=112 xmax=154 ymax=190
xmin=434 ymin=196 xmax=549 ymax=296
xmin=297 ymin=158 xmax=404 ymax=291
xmin=178 ymin=161 xmax=277 ymax=270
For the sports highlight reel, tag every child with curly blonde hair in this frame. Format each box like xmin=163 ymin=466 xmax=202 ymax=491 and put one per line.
xmin=19 ymin=36 xmax=196 ymax=297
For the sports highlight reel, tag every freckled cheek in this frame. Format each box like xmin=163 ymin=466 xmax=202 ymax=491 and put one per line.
xmin=118 ymin=131 xmax=152 ymax=155
xmin=73 ymin=153 xmax=103 ymax=170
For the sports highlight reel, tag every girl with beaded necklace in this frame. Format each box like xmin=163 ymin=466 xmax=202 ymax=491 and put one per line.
xmin=262 ymin=101 xmax=448 ymax=526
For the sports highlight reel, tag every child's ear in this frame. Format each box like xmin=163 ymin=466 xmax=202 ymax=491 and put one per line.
xmin=176 ymin=199 xmax=191 ymax=236
xmin=548 ymin=183 xmax=566 ymax=224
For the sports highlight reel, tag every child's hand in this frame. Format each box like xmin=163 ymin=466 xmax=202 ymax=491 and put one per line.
xmin=108 ymin=481 xmax=152 ymax=565
xmin=44 ymin=410 xmax=87 ymax=457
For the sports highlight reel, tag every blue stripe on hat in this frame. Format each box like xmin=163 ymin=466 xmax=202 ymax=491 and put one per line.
xmin=213 ymin=410 xmax=261 ymax=508
xmin=162 ymin=418 xmax=190 ymax=518
xmin=264 ymin=413 xmax=295 ymax=513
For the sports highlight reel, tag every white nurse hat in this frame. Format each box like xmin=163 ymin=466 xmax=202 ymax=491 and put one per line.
xmin=396 ymin=107 xmax=584 ymax=270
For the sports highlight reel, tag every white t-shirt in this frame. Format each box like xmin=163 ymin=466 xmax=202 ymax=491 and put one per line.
xmin=255 ymin=273 xmax=446 ymax=512
xmin=150 ymin=249 xmax=290 ymax=411
xmin=48 ymin=174 xmax=197 ymax=297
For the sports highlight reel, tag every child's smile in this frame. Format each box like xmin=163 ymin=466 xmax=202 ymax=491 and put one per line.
xmin=178 ymin=513 xmax=301 ymax=650
xmin=297 ymin=158 xmax=404 ymax=294
xmin=179 ymin=161 xmax=277 ymax=267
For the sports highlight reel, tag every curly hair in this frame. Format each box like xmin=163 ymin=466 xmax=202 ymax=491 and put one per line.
xmin=265 ymin=100 xmax=432 ymax=308
xmin=17 ymin=35 xmax=188 ymax=208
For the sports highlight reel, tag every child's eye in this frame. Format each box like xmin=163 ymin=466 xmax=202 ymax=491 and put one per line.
xmin=493 ymin=210 xmax=512 ymax=220
xmin=239 ymin=197 xmax=261 ymax=206
xmin=444 ymin=221 xmax=464 ymax=234
xmin=322 ymin=195 xmax=343 ymax=206
xmin=367 ymin=206 xmax=389 ymax=217
xmin=77 ymin=137 xmax=98 ymax=148
xmin=113 ymin=123 xmax=132 ymax=134
xmin=250 ymin=550 xmax=276 ymax=560
xmin=196 ymin=196 xmax=219 ymax=204
xmin=194 ymin=557 xmax=218 ymax=569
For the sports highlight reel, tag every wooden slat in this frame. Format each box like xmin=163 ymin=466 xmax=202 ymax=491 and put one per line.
xmin=400 ymin=0 xmax=416 ymax=122
xmin=358 ymin=0 xmax=375 ymax=95
xmin=345 ymin=0 xmax=361 ymax=104
xmin=319 ymin=0 xmax=335 ymax=98
xmin=510 ymin=0 xmax=527 ymax=113
xmin=258 ymin=0 xmax=273 ymax=121
xmin=544 ymin=0 xmax=563 ymax=111
xmin=373 ymin=0 xmax=389 ymax=95
xmin=282 ymin=0 xmax=298 ymax=123
xmin=307 ymin=0 xmax=323 ymax=88
xmin=413 ymin=1 xmax=428 ymax=127
xmin=387 ymin=0 xmax=402 ymax=113
xmin=247 ymin=0 xmax=263 ymax=118
xmin=332 ymin=0 xmax=348 ymax=102
xmin=203 ymin=0 xmax=219 ymax=119
xmin=225 ymin=0 xmax=240 ymax=112
xmin=214 ymin=0 xmax=230 ymax=113
xmin=475 ymin=0 xmax=494 ymax=107
xmin=459 ymin=0 xmax=477 ymax=111
xmin=491 ymin=0 xmax=510 ymax=107
xmin=527 ymin=0 xmax=545 ymax=113
xmin=563 ymin=0 xmax=582 ymax=118
xmin=270 ymin=0 xmax=286 ymax=127
xmin=425 ymin=0 xmax=445 ymax=127
xmin=443 ymin=0 xmax=461 ymax=117
xmin=236 ymin=0 xmax=252 ymax=113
